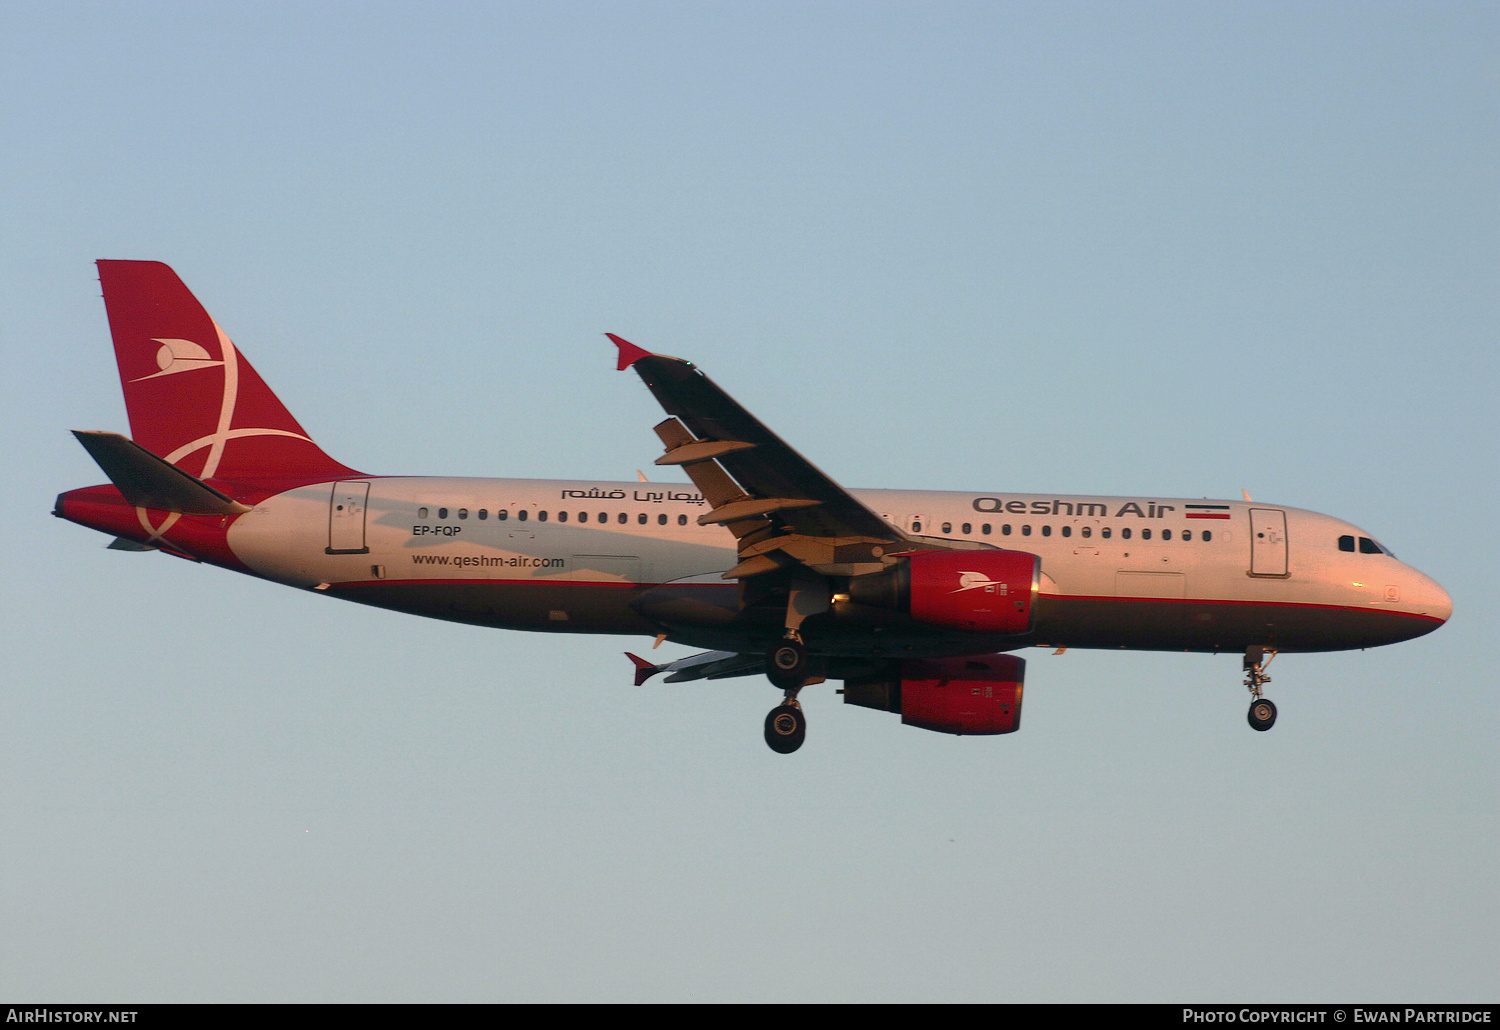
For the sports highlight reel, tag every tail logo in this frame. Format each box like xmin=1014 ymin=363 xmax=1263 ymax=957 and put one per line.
xmin=131 ymin=338 xmax=224 ymax=381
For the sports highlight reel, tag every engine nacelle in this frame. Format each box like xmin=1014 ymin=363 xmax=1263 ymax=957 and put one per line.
xmin=848 ymin=549 xmax=1039 ymax=634
xmin=842 ymin=654 xmax=1025 ymax=735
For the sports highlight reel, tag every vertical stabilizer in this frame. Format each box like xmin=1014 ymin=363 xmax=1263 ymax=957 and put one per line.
xmin=96 ymin=260 xmax=359 ymax=480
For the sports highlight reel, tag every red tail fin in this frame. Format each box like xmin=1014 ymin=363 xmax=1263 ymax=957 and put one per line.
xmin=97 ymin=260 xmax=359 ymax=480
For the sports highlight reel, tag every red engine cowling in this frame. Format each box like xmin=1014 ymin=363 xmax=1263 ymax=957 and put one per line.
xmin=842 ymin=654 xmax=1025 ymax=735
xmin=849 ymin=548 xmax=1039 ymax=634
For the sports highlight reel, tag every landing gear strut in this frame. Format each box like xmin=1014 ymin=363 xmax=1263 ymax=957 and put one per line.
xmin=1244 ymin=646 xmax=1279 ymax=732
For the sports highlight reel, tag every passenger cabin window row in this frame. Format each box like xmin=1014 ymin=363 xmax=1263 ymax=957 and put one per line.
xmin=910 ymin=519 xmax=1213 ymax=543
xmin=416 ymin=506 xmax=692 ymax=527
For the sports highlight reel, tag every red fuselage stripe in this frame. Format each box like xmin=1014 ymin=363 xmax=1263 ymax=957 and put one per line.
xmin=1040 ymin=592 xmax=1445 ymax=623
xmin=327 ymin=578 xmax=1444 ymax=625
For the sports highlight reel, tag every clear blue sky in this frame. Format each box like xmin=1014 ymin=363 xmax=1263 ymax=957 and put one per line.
xmin=2 ymin=1 xmax=1495 ymax=1002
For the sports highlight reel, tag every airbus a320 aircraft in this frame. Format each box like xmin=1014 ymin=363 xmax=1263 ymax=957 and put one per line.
xmin=56 ymin=261 xmax=1452 ymax=752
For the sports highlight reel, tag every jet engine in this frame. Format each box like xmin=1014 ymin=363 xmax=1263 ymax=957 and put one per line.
xmin=841 ymin=654 xmax=1025 ymax=734
xmin=847 ymin=548 xmax=1039 ymax=634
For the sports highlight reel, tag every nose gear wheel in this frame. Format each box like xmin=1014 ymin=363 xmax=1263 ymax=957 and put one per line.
xmin=1243 ymin=646 xmax=1279 ymax=732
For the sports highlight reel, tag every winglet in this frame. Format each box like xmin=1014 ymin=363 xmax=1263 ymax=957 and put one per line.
xmin=607 ymin=333 xmax=652 ymax=371
xmin=625 ymin=652 xmax=661 ymax=686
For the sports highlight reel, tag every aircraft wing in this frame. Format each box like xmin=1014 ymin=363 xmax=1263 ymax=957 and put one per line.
xmin=612 ymin=335 xmax=923 ymax=579
xmin=626 ymin=650 xmax=765 ymax=685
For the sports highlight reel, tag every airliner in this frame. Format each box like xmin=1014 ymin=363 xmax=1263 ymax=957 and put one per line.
xmin=55 ymin=261 xmax=1452 ymax=753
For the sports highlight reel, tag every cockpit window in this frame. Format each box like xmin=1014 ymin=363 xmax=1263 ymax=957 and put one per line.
xmin=1344 ymin=534 xmax=1396 ymax=557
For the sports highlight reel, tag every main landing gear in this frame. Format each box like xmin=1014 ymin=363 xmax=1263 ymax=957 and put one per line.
xmin=766 ymin=637 xmax=809 ymax=690
xmin=762 ymin=578 xmax=828 ymax=754
xmin=764 ymin=699 xmax=806 ymax=754
xmin=1244 ymin=646 xmax=1279 ymax=732
xmin=762 ymin=633 xmax=815 ymax=754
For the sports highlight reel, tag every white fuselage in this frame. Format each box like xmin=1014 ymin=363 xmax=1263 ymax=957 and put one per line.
xmin=226 ymin=476 xmax=1451 ymax=653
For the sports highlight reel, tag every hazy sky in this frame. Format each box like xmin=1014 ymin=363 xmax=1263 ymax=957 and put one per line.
xmin=2 ymin=1 xmax=1495 ymax=1002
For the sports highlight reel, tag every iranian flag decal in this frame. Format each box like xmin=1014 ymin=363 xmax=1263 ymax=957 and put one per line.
xmin=1185 ymin=504 xmax=1232 ymax=520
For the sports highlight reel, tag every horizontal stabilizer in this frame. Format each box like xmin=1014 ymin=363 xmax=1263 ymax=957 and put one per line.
xmin=72 ymin=431 xmax=252 ymax=515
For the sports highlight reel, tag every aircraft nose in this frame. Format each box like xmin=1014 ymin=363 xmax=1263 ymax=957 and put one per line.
xmin=1412 ymin=570 xmax=1452 ymax=625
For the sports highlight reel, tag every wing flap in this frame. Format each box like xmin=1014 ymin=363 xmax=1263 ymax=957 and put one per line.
xmin=654 ymin=438 xmax=757 ymax=466
xmin=699 ymin=496 xmax=822 ymax=526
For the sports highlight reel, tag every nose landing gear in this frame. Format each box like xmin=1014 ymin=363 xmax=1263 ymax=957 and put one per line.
xmin=1244 ymin=646 xmax=1279 ymax=731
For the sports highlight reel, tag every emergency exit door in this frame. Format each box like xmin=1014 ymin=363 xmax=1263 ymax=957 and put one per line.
xmin=327 ymin=481 xmax=371 ymax=554
xmin=1248 ymin=508 xmax=1288 ymax=576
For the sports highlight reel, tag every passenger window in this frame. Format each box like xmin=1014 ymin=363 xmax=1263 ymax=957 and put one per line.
xmin=557 ymin=511 xmax=567 ymax=522
xmin=638 ymin=513 xmax=647 ymax=525
xmin=1041 ymin=525 xmax=1052 ymax=537
xmin=1061 ymin=526 xmax=1071 ymax=538
xmin=1181 ymin=529 xmax=1191 ymax=541
xmin=942 ymin=522 xmax=952 ymax=534
xmin=962 ymin=523 xmax=972 ymax=535
xmin=577 ymin=512 xmax=587 ymax=523
xmin=1121 ymin=528 xmax=1132 ymax=540
xmin=1162 ymin=529 xmax=1171 ymax=541
xmin=1202 ymin=530 xmax=1212 ymax=542
xmin=418 ymin=507 xmax=428 ymax=519
xmin=1101 ymin=527 xmax=1111 ymax=539
xmin=1081 ymin=526 xmax=1091 ymax=538
xmin=658 ymin=513 xmax=668 ymax=525
xmin=538 ymin=511 xmax=548 ymax=522
xmin=982 ymin=524 xmax=991 ymax=536
xmin=438 ymin=508 xmax=448 ymax=520
xmin=498 ymin=510 xmax=508 ymax=521
xmin=599 ymin=512 xmax=608 ymax=523
xmin=518 ymin=510 xmax=528 ymax=522
xmin=1359 ymin=537 xmax=1382 ymax=554
xmin=678 ymin=514 xmax=688 ymax=526
xmin=1141 ymin=528 xmax=1151 ymax=540
xmin=1022 ymin=525 xmax=1032 ymax=536
xmin=478 ymin=509 xmax=487 ymax=520
xmin=1002 ymin=524 xmax=1012 ymax=536
xmin=618 ymin=513 xmax=627 ymax=524
xmin=458 ymin=508 xmax=468 ymax=520
xmin=912 ymin=520 xmax=922 ymax=533
xmin=1339 ymin=535 xmax=1356 ymax=552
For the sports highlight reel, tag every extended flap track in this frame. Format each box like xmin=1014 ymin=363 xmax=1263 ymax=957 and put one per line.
xmin=651 ymin=418 xmax=888 ymax=580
